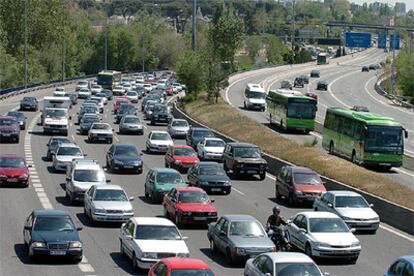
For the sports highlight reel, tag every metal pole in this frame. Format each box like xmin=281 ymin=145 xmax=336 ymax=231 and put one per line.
xmin=24 ymin=0 xmax=28 ymax=88
xmin=141 ymin=16 xmax=145 ymax=73
xmin=61 ymin=41 xmax=65 ymax=81
xmin=291 ymin=0 xmax=296 ymax=56
xmin=104 ymin=18 xmax=108 ymax=70
xmin=191 ymin=0 xmax=196 ymax=50
xmin=390 ymin=31 xmax=396 ymax=95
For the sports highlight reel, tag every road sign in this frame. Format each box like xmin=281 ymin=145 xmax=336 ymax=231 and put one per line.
xmin=317 ymin=38 xmax=341 ymax=46
xmin=345 ymin=32 xmax=372 ymax=48
xmin=390 ymin=34 xmax=400 ymax=50
xmin=378 ymin=33 xmax=387 ymax=49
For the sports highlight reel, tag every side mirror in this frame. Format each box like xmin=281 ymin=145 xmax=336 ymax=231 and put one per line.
xmin=211 ymin=199 xmax=215 ymax=203
xmin=182 ymin=236 xmax=189 ymax=241
xmin=27 ymin=164 xmax=32 ymax=168
xmin=24 ymin=225 xmax=31 ymax=230
xmin=299 ymin=228 xmax=307 ymax=234
xmin=219 ymin=231 xmax=226 ymax=236
xmin=327 ymin=203 xmax=333 ymax=208
xmin=76 ymin=226 xmax=83 ymax=231
xmin=125 ymin=234 xmax=133 ymax=240
xmin=350 ymin=228 xmax=356 ymax=233
xmin=369 ymin=203 xmax=374 ymax=208
xmin=129 ymin=197 xmax=134 ymax=201
xmin=404 ymin=129 xmax=408 ymax=139
xmin=106 ymin=179 xmax=111 ymax=183
xmin=84 ymin=154 xmax=88 ymax=157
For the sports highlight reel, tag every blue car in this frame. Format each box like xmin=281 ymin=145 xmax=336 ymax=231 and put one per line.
xmin=23 ymin=210 xmax=83 ymax=262
xmin=385 ymin=255 xmax=414 ymax=276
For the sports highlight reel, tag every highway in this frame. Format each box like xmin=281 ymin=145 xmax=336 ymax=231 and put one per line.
xmin=0 ymin=77 xmax=413 ymax=276
xmin=225 ymin=48 xmax=414 ymax=189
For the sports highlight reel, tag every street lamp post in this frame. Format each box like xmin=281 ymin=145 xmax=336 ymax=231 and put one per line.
xmin=191 ymin=0 xmax=196 ymax=50
xmin=104 ymin=18 xmax=108 ymax=70
xmin=24 ymin=0 xmax=28 ymax=89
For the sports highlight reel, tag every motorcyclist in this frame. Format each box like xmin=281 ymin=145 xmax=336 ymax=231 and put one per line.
xmin=266 ymin=206 xmax=287 ymax=231
xmin=266 ymin=206 xmax=289 ymax=251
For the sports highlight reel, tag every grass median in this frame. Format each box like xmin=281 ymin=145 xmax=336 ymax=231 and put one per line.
xmin=180 ymin=94 xmax=414 ymax=210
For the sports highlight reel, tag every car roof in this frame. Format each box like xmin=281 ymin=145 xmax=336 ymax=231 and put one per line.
xmin=161 ymin=258 xmax=211 ymax=270
xmin=0 ymin=116 xmax=16 ymax=120
xmin=132 ymin=217 xmax=175 ymax=226
xmin=94 ymin=184 xmax=124 ymax=191
xmin=33 ymin=209 xmax=69 ymax=217
xmin=151 ymin=168 xmax=180 ymax=173
xmin=297 ymin=211 xmax=339 ymax=219
xmin=222 ymin=214 xmax=257 ymax=221
xmin=397 ymin=255 xmax=414 ymax=264
xmin=263 ymin=252 xmax=315 ymax=264
xmin=58 ymin=143 xmax=79 ymax=148
xmin=172 ymin=145 xmax=193 ymax=149
xmin=175 ymin=187 xmax=205 ymax=193
xmin=290 ymin=166 xmax=316 ymax=173
xmin=0 ymin=154 xmax=23 ymax=159
xmin=72 ymin=159 xmax=101 ymax=169
xmin=227 ymin=142 xmax=258 ymax=148
xmin=327 ymin=190 xmax=362 ymax=197
xmin=150 ymin=130 xmax=168 ymax=134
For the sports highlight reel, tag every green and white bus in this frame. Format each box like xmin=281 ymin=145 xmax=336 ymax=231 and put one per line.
xmin=322 ymin=107 xmax=408 ymax=169
xmin=317 ymin=53 xmax=329 ymax=65
xmin=97 ymin=70 xmax=122 ymax=90
xmin=266 ymin=89 xmax=317 ymax=133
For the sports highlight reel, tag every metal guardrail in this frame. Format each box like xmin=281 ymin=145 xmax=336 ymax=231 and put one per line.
xmin=374 ymin=72 xmax=414 ymax=110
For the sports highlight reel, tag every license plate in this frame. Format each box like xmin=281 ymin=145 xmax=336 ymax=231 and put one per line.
xmin=124 ymin=165 xmax=133 ymax=169
xmin=52 ymin=129 xmax=60 ymax=133
xmin=247 ymin=170 xmax=257 ymax=174
xmin=7 ymin=179 xmax=18 ymax=182
xmin=194 ymin=217 xmax=207 ymax=221
xmin=379 ymin=163 xmax=391 ymax=166
xmin=2 ymin=134 xmax=11 ymax=137
xmin=211 ymin=188 xmax=221 ymax=192
xmin=50 ymin=250 xmax=66 ymax=256
xmin=98 ymin=137 xmax=106 ymax=141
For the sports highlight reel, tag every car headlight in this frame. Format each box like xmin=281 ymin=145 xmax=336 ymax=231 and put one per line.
xmin=294 ymin=191 xmax=304 ymax=195
xmin=114 ymin=160 xmax=123 ymax=165
xmin=237 ymin=163 xmax=244 ymax=168
xmin=176 ymin=253 xmax=190 ymax=258
xmin=351 ymin=241 xmax=361 ymax=247
xmin=31 ymin=242 xmax=46 ymax=248
xmin=223 ymin=181 xmax=230 ymax=186
xmin=174 ymin=160 xmax=181 ymax=165
xmin=199 ymin=181 xmax=209 ymax=185
xmin=236 ymin=248 xmax=246 ymax=255
xmin=0 ymin=174 xmax=7 ymax=178
xmin=94 ymin=208 xmax=106 ymax=214
xmin=314 ymin=242 xmax=330 ymax=248
xmin=183 ymin=212 xmax=192 ymax=216
xmin=341 ymin=216 xmax=353 ymax=221
xmin=69 ymin=241 xmax=83 ymax=248
xmin=208 ymin=212 xmax=217 ymax=216
xmin=142 ymin=252 xmax=157 ymax=259
xmin=124 ymin=209 xmax=134 ymax=214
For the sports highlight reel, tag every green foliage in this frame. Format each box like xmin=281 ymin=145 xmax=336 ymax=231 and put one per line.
xmin=263 ymin=35 xmax=290 ymax=65
xmin=175 ymin=50 xmax=206 ymax=98
xmin=396 ymin=50 xmax=414 ymax=100
xmin=245 ymin=35 xmax=263 ymax=60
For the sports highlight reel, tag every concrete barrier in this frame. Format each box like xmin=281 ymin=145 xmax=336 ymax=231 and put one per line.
xmin=172 ymin=104 xmax=414 ymax=235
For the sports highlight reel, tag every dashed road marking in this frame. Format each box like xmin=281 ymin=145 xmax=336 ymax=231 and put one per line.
xmin=232 ymin=187 xmax=246 ymax=196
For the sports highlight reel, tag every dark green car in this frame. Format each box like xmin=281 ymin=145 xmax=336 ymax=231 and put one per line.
xmin=144 ymin=168 xmax=188 ymax=203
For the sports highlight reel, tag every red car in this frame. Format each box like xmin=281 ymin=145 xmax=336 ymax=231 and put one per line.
xmin=305 ymin=92 xmax=318 ymax=102
xmin=163 ymin=187 xmax=218 ymax=226
xmin=165 ymin=85 xmax=174 ymax=96
xmin=0 ymin=155 xmax=30 ymax=187
xmin=113 ymin=98 xmax=131 ymax=114
xmin=149 ymin=257 xmax=214 ymax=276
xmin=165 ymin=145 xmax=199 ymax=172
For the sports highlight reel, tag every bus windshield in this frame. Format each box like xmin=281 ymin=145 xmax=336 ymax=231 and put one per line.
xmin=287 ymin=101 xmax=316 ymax=119
xmin=365 ymin=126 xmax=403 ymax=153
xmin=97 ymin=75 xmax=113 ymax=85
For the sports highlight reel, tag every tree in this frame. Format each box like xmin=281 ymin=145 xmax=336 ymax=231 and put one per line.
xmin=263 ymin=35 xmax=289 ymax=65
xmin=175 ymin=51 xmax=206 ymax=98
xmin=111 ymin=0 xmax=143 ymax=23
xmin=245 ymin=35 xmax=263 ymax=60
xmin=396 ymin=50 xmax=414 ymax=100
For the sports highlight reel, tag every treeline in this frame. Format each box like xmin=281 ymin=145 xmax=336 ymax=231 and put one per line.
xmin=396 ymin=50 xmax=414 ymax=103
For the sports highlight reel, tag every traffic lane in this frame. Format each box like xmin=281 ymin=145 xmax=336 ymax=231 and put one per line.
xmin=0 ymin=112 xmax=84 ymax=275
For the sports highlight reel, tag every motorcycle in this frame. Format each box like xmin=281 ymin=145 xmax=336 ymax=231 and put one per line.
xmin=267 ymin=225 xmax=291 ymax=252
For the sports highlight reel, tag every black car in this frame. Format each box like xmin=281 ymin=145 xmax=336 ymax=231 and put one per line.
xmin=300 ymin=75 xmax=309 ymax=84
xmin=101 ymin=89 xmax=113 ymax=100
xmin=369 ymin=64 xmax=379 ymax=70
xmin=106 ymin=144 xmax=143 ymax=174
xmin=79 ymin=114 xmax=100 ymax=135
xmin=46 ymin=136 xmax=71 ymax=160
xmin=316 ymin=80 xmax=328 ymax=91
xmin=294 ymin=77 xmax=305 ymax=88
xmin=6 ymin=111 xmax=26 ymax=130
xmin=133 ymin=87 xmax=145 ymax=99
xmin=362 ymin=66 xmax=369 ymax=72
xmin=23 ymin=209 xmax=83 ymax=262
xmin=310 ymin=70 xmax=320 ymax=78
xmin=187 ymin=162 xmax=231 ymax=194
xmin=115 ymin=104 xmax=137 ymax=124
xmin=141 ymin=95 xmax=160 ymax=111
xmin=186 ymin=127 xmax=216 ymax=149
xmin=20 ymin=96 xmax=38 ymax=111
xmin=150 ymin=104 xmax=171 ymax=125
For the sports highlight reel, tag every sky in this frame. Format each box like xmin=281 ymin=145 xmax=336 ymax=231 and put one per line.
xmin=350 ymin=0 xmax=414 ymax=11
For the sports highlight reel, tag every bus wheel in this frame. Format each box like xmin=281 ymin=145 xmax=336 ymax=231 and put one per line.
xmin=329 ymin=142 xmax=334 ymax=155
xmin=351 ymin=151 xmax=357 ymax=164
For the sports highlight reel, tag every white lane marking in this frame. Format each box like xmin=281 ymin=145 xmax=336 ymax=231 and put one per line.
xmin=114 ymin=135 xmax=119 ymax=142
xmin=71 ymin=134 xmax=75 ymax=140
xmin=232 ymin=187 xmax=246 ymax=196
xmin=78 ymin=263 xmax=95 ymax=273
xmin=379 ymin=225 xmax=414 ymax=242
xmin=266 ymin=173 xmax=276 ymax=181
xmin=326 ymin=71 xmax=355 ymax=108
xmin=394 ymin=168 xmax=414 ymax=177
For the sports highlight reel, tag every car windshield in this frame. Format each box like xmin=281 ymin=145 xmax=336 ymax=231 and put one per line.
xmin=156 ymin=172 xmax=183 ymax=184
xmin=229 ymin=221 xmax=265 ymax=237
xmin=365 ymin=126 xmax=403 ymax=153
xmin=0 ymin=118 xmax=17 ymax=125
xmin=0 ymin=158 xmax=25 ymax=168
xmin=174 ymin=148 xmax=196 ymax=156
xmin=127 ymin=92 xmax=137 ymax=96
xmin=172 ymin=120 xmax=188 ymax=127
xmin=57 ymin=147 xmax=82 ymax=156
xmin=7 ymin=112 xmax=24 ymax=119
xmin=249 ymin=91 xmax=265 ymax=99
xmin=151 ymin=133 xmax=170 ymax=140
xmin=92 ymin=85 xmax=100 ymax=89
xmin=124 ymin=117 xmax=140 ymax=124
xmin=171 ymin=270 xmax=214 ymax=276
xmin=293 ymin=173 xmax=321 ymax=185
xmin=50 ymin=138 xmax=70 ymax=146
xmin=287 ymin=101 xmax=316 ymax=119
xmin=83 ymin=117 xmax=99 ymax=123
xmin=205 ymin=140 xmax=225 ymax=147
xmin=335 ymin=196 xmax=369 ymax=208
xmin=154 ymin=105 xmax=168 ymax=112
xmin=93 ymin=189 xmax=128 ymax=201
xmin=276 ymin=263 xmax=322 ymax=276
xmin=78 ymin=81 xmax=88 ymax=85
xmin=234 ymin=147 xmax=261 ymax=158
xmin=73 ymin=169 xmax=104 ymax=182
xmin=91 ymin=124 xmax=110 ymax=130
xmin=82 ymin=107 xmax=97 ymax=114
xmin=114 ymin=146 xmax=139 ymax=157
xmin=33 ymin=216 xmax=75 ymax=232
xmin=193 ymin=129 xmax=214 ymax=138
xmin=23 ymin=97 xmax=36 ymax=102
xmin=45 ymin=109 xmax=67 ymax=118
xmin=178 ymin=191 xmax=209 ymax=203
xmin=199 ymin=165 xmax=225 ymax=176
xmin=309 ymin=218 xmax=349 ymax=233
xmin=135 ymin=225 xmax=181 ymax=240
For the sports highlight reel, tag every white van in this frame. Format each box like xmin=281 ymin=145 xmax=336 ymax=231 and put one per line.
xmin=243 ymin=83 xmax=266 ymax=111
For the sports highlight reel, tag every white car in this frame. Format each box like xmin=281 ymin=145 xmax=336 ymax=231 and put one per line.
xmin=119 ymin=217 xmax=189 ymax=270
xmin=78 ymin=88 xmax=91 ymax=99
xmin=90 ymin=96 xmax=105 ymax=113
xmin=143 ymin=83 xmax=152 ymax=93
xmin=313 ymin=191 xmax=380 ymax=233
xmin=53 ymin=87 xmax=67 ymax=97
xmin=146 ymin=131 xmax=173 ymax=153
xmin=172 ymin=82 xmax=182 ymax=93
xmin=287 ymin=212 xmax=361 ymax=263
xmin=53 ymin=143 xmax=85 ymax=171
xmin=84 ymin=184 xmax=134 ymax=223
xmin=90 ymin=85 xmax=103 ymax=95
xmin=135 ymin=76 xmax=145 ymax=83
xmin=94 ymin=92 xmax=108 ymax=105
xmin=244 ymin=252 xmax=327 ymax=276
xmin=197 ymin=137 xmax=226 ymax=160
xmin=76 ymin=80 xmax=89 ymax=91
xmin=88 ymin=122 xmax=113 ymax=143
xmin=167 ymin=119 xmax=190 ymax=138
xmin=125 ymin=91 xmax=139 ymax=103
xmin=123 ymin=83 xmax=133 ymax=92
xmin=113 ymin=85 xmax=126 ymax=96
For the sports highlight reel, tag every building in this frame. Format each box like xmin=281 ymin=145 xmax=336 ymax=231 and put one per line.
xmin=395 ymin=2 xmax=406 ymax=16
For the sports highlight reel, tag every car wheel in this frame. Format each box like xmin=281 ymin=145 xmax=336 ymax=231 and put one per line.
xmin=275 ymin=186 xmax=281 ymax=200
xmin=163 ymin=207 xmax=169 ymax=219
xmin=226 ymin=248 xmax=235 ymax=265
xmin=151 ymin=191 xmax=157 ymax=203
xmin=165 ymin=161 xmax=169 ymax=168
xmin=259 ymin=172 xmax=266 ymax=180
xmin=144 ymin=187 xmax=149 ymax=198
xmin=175 ymin=214 xmax=181 ymax=227
xmin=210 ymin=239 xmax=217 ymax=253
xmin=305 ymin=243 xmax=312 ymax=258
xmin=110 ymin=162 xmax=115 ymax=173
xmin=288 ymin=194 xmax=295 ymax=206
xmin=72 ymin=255 xmax=82 ymax=264
xmin=146 ymin=145 xmax=151 ymax=153
xmin=46 ymin=151 xmax=51 ymax=161
xmin=349 ymin=257 xmax=358 ymax=264
xmin=120 ymin=241 xmax=126 ymax=258
xmin=27 ymin=244 xmax=35 ymax=261
xmin=132 ymin=252 xmax=139 ymax=270
xmin=329 ymin=142 xmax=334 ymax=155
xmin=68 ymin=191 xmax=75 ymax=204
xmin=88 ymin=210 xmax=94 ymax=224
xmin=314 ymin=207 xmax=318 ymax=211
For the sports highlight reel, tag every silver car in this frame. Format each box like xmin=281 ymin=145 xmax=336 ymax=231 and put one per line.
xmin=88 ymin=123 xmax=113 ymax=144
xmin=84 ymin=184 xmax=134 ymax=223
xmin=53 ymin=143 xmax=85 ymax=171
xmin=313 ymin=191 xmax=380 ymax=233
xmin=119 ymin=115 xmax=144 ymax=135
xmin=167 ymin=119 xmax=190 ymax=139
